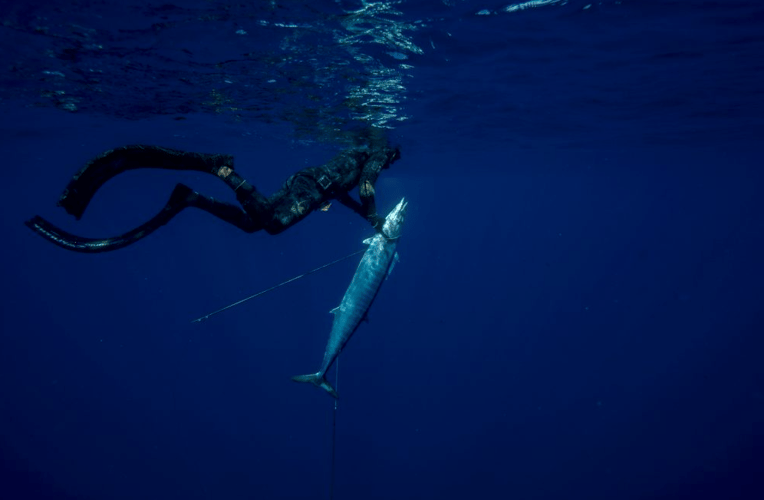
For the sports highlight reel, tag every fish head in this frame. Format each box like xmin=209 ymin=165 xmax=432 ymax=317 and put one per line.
xmin=381 ymin=197 xmax=407 ymax=240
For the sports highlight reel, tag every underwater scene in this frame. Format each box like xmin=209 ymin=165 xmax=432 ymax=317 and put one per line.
xmin=1 ymin=1 xmax=763 ymax=499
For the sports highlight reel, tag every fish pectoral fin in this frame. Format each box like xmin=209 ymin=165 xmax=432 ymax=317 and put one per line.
xmin=362 ymin=237 xmax=373 ymax=245
xmin=330 ymin=306 xmax=340 ymax=315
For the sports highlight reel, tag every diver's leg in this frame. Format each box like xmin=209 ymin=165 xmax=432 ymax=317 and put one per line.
xmin=26 ymin=184 xmax=259 ymax=253
xmin=256 ymin=172 xmax=330 ymax=235
xmin=60 ymin=145 xmax=234 ymax=219
xmin=219 ymin=179 xmax=274 ymax=233
xmin=185 ymin=189 xmax=261 ymax=233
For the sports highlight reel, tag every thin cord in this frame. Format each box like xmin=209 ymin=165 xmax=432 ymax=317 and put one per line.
xmin=330 ymin=356 xmax=339 ymax=500
xmin=191 ymin=250 xmax=365 ymax=323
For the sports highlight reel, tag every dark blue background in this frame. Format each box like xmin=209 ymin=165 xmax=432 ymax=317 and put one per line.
xmin=2 ymin=1 xmax=763 ymax=499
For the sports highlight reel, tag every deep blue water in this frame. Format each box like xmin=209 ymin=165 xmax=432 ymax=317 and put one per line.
xmin=2 ymin=1 xmax=763 ymax=499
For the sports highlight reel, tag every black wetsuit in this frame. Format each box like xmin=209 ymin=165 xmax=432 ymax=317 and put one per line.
xmin=25 ymin=144 xmax=401 ymax=252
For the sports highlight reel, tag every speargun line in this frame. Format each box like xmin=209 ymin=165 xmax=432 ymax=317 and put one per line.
xmin=330 ymin=355 xmax=339 ymax=500
xmin=190 ymin=250 xmax=365 ymax=323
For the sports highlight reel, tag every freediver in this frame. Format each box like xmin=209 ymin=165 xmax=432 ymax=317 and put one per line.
xmin=25 ymin=131 xmax=401 ymax=253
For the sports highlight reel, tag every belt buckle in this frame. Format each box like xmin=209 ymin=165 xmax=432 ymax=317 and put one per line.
xmin=317 ymin=174 xmax=332 ymax=191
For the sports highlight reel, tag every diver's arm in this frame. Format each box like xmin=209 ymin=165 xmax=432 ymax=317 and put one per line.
xmin=359 ymin=146 xmax=401 ymax=230
xmin=335 ymin=192 xmax=365 ymax=217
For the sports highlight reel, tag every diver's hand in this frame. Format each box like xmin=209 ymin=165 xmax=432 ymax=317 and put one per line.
xmin=368 ymin=213 xmax=385 ymax=232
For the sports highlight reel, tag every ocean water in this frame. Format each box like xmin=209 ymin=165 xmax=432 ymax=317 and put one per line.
xmin=1 ymin=1 xmax=763 ymax=499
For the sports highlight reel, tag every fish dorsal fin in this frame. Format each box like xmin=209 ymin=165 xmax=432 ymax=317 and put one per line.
xmin=386 ymin=252 xmax=400 ymax=280
xmin=330 ymin=306 xmax=340 ymax=315
xmin=362 ymin=237 xmax=374 ymax=245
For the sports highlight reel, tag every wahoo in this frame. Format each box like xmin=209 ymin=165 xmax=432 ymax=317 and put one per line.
xmin=292 ymin=198 xmax=408 ymax=399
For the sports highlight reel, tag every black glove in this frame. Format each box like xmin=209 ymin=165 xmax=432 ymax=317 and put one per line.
xmin=368 ymin=213 xmax=385 ymax=232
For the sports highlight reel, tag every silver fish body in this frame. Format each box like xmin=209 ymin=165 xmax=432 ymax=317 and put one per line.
xmin=292 ymin=198 xmax=408 ymax=398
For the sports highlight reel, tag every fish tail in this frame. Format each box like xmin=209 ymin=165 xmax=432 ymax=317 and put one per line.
xmin=291 ymin=372 xmax=339 ymax=399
